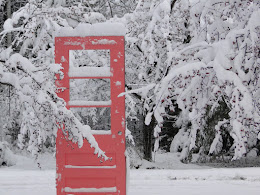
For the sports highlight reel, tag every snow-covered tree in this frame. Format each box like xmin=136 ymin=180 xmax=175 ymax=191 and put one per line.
xmin=0 ymin=0 xmax=108 ymax=160
xmin=151 ymin=0 xmax=260 ymax=160
xmin=113 ymin=0 xmax=192 ymax=160
xmin=0 ymin=0 xmax=27 ymax=149
xmin=89 ymin=0 xmax=137 ymax=19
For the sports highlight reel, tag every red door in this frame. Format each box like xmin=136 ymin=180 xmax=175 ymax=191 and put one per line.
xmin=55 ymin=36 xmax=125 ymax=195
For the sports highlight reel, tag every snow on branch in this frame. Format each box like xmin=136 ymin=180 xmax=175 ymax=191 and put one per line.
xmin=0 ymin=1 xmax=111 ymax=160
xmin=150 ymin=0 xmax=260 ymax=160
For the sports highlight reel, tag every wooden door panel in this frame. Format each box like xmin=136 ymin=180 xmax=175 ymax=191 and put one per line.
xmin=55 ymin=36 xmax=125 ymax=195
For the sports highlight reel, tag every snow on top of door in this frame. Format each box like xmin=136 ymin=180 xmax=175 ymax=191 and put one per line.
xmin=56 ymin=22 xmax=125 ymax=37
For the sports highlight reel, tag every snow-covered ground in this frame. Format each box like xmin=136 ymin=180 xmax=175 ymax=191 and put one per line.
xmin=0 ymin=153 xmax=260 ymax=195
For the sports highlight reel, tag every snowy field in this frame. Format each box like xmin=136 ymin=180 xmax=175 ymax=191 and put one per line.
xmin=0 ymin=168 xmax=260 ymax=195
xmin=0 ymin=154 xmax=260 ymax=195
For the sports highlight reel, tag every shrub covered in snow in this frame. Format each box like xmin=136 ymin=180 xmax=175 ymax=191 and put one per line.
xmin=128 ymin=0 xmax=260 ymax=161
xmin=0 ymin=141 xmax=16 ymax=167
xmin=151 ymin=0 xmax=260 ymax=160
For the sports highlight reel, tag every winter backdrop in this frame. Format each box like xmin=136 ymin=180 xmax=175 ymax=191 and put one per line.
xmin=0 ymin=0 xmax=260 ymax=166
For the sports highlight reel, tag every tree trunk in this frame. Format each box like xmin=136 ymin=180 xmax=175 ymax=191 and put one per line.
xmin=6 ymin=0 xmax=12 ymax=46
xmin=143 ymin=115 xmax=155 ymax=161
